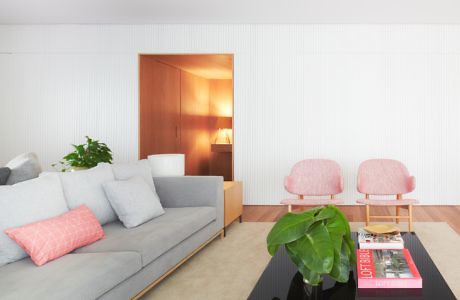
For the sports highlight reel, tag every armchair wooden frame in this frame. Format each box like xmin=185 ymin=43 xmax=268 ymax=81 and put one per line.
xmin=287 ymin=194 xmax=337 ymax=212
xmin=364 ymin=194 xmax=414 ymax=232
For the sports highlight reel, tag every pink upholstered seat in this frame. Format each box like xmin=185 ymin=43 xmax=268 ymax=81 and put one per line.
xmin=281 ymin=198 xmax=344 ymax=206
xmin=281 ymin=159 xmax=344 ymax=208
xmin=356 ymin=159 xmax=418 ymax=231
xmin=356 ymin=199 xmax=418 ymax=206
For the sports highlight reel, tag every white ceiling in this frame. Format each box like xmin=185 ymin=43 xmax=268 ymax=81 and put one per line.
xmin=1 ymin=0 xmax=460 ymax=24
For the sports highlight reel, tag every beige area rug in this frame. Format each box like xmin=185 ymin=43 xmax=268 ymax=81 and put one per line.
xmin=142 ymin=222 xmax=460 ymax=300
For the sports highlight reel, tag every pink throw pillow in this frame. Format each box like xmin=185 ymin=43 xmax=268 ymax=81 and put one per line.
xmin=5 ymin=205 xmax=104 ymax=266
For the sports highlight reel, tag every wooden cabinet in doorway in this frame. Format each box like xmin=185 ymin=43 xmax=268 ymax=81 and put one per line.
xmin=139 ymin=57 xmax=181 ymax=158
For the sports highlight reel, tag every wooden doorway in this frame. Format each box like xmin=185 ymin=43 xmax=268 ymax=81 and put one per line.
xmin=139 ymin=54 xmax=234 ymax=180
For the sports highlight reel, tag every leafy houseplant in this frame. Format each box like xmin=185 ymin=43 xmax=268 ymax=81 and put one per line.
xmin=267 ymin=205 xmax=356 ymax=286
xmin=52 ymin=136 xmax=113 ymax=172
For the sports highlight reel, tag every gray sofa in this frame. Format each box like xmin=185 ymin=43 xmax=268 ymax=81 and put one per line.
xmin=0 ymin=176 xmax=224 ymax=300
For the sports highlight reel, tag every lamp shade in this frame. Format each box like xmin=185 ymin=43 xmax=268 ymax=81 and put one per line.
xmin=215 ymin=116 xmax=232 ymax=129
xmin=147 ymin=154 xmax=185 ymax=177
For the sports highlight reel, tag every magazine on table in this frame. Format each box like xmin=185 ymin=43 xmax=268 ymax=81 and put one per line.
xmin=358 ymin=228 xmax=404 ymax=249
xmin=357 ymin=249 xmax=422 ymax=288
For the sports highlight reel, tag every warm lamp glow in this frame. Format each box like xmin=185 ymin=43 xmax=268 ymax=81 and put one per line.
xmin=215 ymin=101 xmax=233 ymax=117
xmin=215 ymin=128 xmax=232 ymax=144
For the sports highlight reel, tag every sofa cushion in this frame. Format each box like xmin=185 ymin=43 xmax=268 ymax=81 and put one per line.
xmin=76 ymin=207 xmax=216 ymax=266
xmin=109 ymin=160 xmax=155 ymax=191
xmin=59 ymin=164 xmax=116 ymax=225
xmin=0 ymin=251 xmax=141 ymax=300
xmin=103 ymin=176 xmax=164 ymax=228
xmin=6 ymin=152 xmax=42 ymax=185
xmin=0 ymin=167 xmax=11 ymax=185
xmin=0 ymin=173 xmax=69 ymax=267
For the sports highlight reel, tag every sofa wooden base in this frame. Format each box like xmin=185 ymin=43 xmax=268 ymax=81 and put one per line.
xmin=132 ymin=229 xmax=224 ymax=300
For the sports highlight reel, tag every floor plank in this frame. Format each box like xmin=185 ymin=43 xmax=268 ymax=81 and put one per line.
xmin=243 ymin=205 xmax=460 ymax=234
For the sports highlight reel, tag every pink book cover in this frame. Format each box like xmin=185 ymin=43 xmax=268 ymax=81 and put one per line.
xmin=357 ymin=249 xmax=422 ymax=289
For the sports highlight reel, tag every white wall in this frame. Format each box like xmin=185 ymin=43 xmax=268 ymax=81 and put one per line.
xmin=1 ymin=25 xmax=460 ymax=205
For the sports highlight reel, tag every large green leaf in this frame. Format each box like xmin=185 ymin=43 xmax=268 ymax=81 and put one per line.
xmin=324 ymin=206 xmax=355 ymax=263
xmin=332 ymin=207 xmax=356 ymax=264
xmin=286 ymin=246 xmax=321 ymax=285
xmin=266 ymin=210 xmax=317 ymax=253
xmin=344 ymin=234 xmax=356 ymax=264
xmin=267 ymin=244 xmax=280 ymax=256
xmin=329 ymin=241 xmax=351 ymax=282
xmin=324 ymin=208 xmax=346 ymax=251
xmin=287 ymin=221 xmax=334 ymax=273
xmin=314 ymin=205 xmax=336 ymax=222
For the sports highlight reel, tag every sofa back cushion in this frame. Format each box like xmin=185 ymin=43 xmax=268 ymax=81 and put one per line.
xmin=5 ymin=205 xmax=104 ymax=266
xmin=109 ymin=160 xmax=155 ymax=191
xmin=0 ymin=173 xmax=69 ymax=266
xmin=0 ymin=167 xmax=11 ymax=185
xmin=6 ymin=152 xmax=42 ymax=185
xmin=59 ymin=164 xmax=116 ymax=225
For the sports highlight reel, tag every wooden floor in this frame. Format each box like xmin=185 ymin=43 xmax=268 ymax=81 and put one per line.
xmin=243 ymin=205 xmax=460 ymax=235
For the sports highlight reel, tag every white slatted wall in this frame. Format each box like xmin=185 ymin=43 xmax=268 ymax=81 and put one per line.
xmin=0 ymin=25 xmax=459 ymax=204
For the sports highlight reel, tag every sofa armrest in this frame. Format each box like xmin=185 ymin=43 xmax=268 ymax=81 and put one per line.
xmin=153 ymin=176 xmax=224 ymax=228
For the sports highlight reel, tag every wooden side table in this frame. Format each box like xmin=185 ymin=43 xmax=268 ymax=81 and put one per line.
xmin=223 ymin=181 xmax=243 ymax=236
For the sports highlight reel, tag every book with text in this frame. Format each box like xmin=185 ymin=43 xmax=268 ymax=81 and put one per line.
xmin=357 ymin=249 xmax=422 ymax=288
xmin=358 ymin=228 xmax=404 ymax=249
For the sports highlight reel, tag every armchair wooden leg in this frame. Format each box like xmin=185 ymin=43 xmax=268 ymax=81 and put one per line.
xmin=396 ymin=206 xmax=400 ymax=224
xmin=288 ymin=205 xmax=292 ymax=213
xmin=365 ymin=205 xmax=370 ymax=226
xmin=408 ymin=204 xmax=413 ymax=232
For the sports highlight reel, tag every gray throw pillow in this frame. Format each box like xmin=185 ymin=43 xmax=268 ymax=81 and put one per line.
xmin=6 ymin=153 xmax=42 ymax=185
xmin=103 ymin=176 xmax=165 ymax=228
xmin=0 ymin=168 xmax=11 ymax=185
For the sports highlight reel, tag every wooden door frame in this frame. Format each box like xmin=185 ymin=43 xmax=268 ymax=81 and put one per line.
xmin=138 ymin=53 xmax=235 ymax=180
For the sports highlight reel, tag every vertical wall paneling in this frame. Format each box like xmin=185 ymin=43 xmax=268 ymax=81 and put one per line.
xmin=1 ymin=25 xmax=460 ymax=204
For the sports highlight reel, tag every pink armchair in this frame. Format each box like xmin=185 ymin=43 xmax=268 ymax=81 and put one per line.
xmin=281 ymin=159 xmax=344 ymax=212
xmin=356 ymin=159 xmax=419 ymax=231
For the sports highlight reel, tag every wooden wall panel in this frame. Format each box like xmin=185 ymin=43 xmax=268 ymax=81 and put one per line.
xmin=211 ymin=152 xmax=233 ymax=180
xmin=139 ymin=57 xmax=181 ymax=158
xmin=180 ymin=71 xmax=211 ymax=175
xmin=209 ymin=79 xmax=233 ymax=180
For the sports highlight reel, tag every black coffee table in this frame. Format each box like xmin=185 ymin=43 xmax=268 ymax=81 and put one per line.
xmin=248 ymin=232 xmax=456 ymax=300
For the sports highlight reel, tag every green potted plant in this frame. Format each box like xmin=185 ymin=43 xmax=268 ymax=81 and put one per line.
xmin=52 ymin=136 xmax=113 ymax=172
xmin=266 ymin=205 xmax=355 ymax=287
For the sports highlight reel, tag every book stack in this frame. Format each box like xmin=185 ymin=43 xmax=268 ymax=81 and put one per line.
xmin=358 ymin=228 xmax=404 ymax=249
xmin=356 ymin=225 xmax=422 ymax=289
